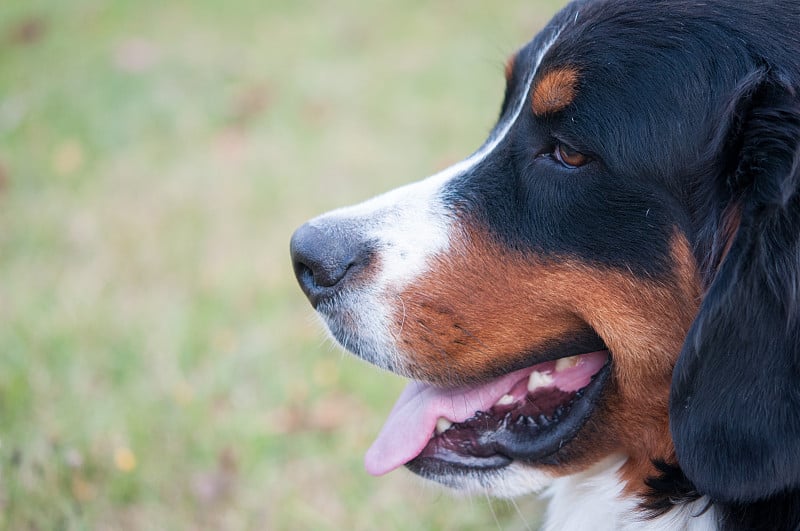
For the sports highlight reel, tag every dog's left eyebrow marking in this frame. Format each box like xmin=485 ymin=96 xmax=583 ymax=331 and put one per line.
xmin=531 ymin=67 xmax=580 ymax=116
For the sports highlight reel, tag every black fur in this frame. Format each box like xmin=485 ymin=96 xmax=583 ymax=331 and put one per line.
xmin=642 ymin=460 xmax=705 ymax=518
xmin=670 ymin=71 xmax=800 ymax=525
xmin=716 ymin=490 xmax=800 ymax=531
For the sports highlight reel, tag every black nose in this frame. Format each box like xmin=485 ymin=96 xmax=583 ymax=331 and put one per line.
xmin=290 ymin=221 xmax=371 ymax=307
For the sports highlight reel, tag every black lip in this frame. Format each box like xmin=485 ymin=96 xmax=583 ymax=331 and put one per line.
xmin=405 ymin=357 xmax=612 ymax=479
xmin=494 ymin=358 xmax=611 ymax=463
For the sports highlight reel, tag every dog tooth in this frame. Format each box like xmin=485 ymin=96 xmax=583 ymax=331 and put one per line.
xmin=555 ymin=355 xmax=580 ymax=372
xmin=435 ymin=417 xmax=453 ymax=434
xmin=495 ymin=394 xmax=515 ymax=406
xmin=527 ymin=370 xmax=554 ymax=392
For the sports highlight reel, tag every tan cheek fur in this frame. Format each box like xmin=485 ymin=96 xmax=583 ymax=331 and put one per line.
xmin=393 ymin=230 xmax=701 ymax=494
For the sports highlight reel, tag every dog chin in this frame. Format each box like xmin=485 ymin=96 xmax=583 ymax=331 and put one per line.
xmin=315 ymin=295 xmax=408 ymax=375
xmin=409 ymin=461 xmax=555 ymax=499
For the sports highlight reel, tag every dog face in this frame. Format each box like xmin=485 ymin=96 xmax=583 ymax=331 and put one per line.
xmin=291 ymin=0 xmax=800 ymax=505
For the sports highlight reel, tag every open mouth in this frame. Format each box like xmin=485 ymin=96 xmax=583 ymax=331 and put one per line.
xmin=365 ymin=350 xmax=611 ymax=479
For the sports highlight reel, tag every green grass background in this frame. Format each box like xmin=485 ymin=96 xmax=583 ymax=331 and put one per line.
xmin=1 ymin=0 xmax=565 ymax=528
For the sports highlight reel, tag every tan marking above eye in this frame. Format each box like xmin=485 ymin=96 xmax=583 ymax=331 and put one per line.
xmin=532 ymin=67 xmax=580 ymax=116
xmin=504 ymin=52 xmax=517 ymax=82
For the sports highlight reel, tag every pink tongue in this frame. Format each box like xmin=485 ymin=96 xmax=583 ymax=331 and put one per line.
xmin=364 ymin=350 xmax=608 ymax=476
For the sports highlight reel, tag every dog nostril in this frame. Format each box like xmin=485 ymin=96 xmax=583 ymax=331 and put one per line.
xmin=289 ymin=221 xmax=369 ymax=304
xmin=295 ymin=260 xmax=315 ymax=287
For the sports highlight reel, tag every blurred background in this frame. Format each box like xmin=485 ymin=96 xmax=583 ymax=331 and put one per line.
xmin=1 ymin=0 xmax=566 ymax=529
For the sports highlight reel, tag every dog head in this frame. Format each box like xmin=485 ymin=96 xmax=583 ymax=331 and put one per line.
xmin=291 ymin=0 xmax=800 ymax=504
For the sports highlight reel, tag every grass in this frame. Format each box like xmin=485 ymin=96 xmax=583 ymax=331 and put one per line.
xmin=0 ymin=0 xmax=565 ymax=529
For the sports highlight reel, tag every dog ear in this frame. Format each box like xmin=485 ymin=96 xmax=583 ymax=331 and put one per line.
xmin=670 ymin=71 xmax=800 ymax=503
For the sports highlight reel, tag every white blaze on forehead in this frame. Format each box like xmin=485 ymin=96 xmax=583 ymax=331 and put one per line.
xmin=314 ymin=172 xmax=454 ymax=286
xmin=309 ymin=32 xmax=560 ymax=291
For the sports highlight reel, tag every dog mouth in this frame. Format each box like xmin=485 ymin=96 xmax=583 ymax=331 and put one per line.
xmin=365 ymin=350 xmax=611 ymax=478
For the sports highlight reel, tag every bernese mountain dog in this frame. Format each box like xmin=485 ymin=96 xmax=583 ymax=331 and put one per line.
xmin=290 ymin=0 xmax=800 ymax=528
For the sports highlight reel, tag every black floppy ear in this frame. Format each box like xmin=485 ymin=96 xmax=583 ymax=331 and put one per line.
xmin=670 ymin=72 xmax=800 ymax=503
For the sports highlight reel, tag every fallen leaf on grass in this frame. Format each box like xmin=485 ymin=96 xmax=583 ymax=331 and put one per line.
xmin=71 ymin=474 xmax=96 ymax=502
xmin=265 ymin=392 xmax=366 ymax=434
xmin=7 ymin=15 xmax=47 ymax=46
xmin=229 ymin=83 xmax=274 ymax=126
xmin=172 ymin=380 xmax=195 ymax=406
xmin=52 ymin=139 xmax=84 ymax=176
xmin=114 ymin=447 xmax=136 ymax=473
xmin=190 ymin=447 xmax=238 ymax=505
xmin=113 ymin=38 xmax=160 ymax=73
xmin=300 ymin=99 xmax=331 ymax=127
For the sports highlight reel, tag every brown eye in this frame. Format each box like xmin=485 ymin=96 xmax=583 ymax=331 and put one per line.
xmin=554 ymin=143 xmax=589 ymax=168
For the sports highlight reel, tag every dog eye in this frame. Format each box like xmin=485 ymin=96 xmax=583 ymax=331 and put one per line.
xmin=553 ymin=143 xmax=589 ymax=168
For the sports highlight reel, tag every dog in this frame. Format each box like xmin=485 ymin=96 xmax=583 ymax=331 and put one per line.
xmin=290 ymin=0 xmax=800 ymax=528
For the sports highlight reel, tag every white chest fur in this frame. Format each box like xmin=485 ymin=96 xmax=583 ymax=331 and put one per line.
xmin=542 ymin=456 xmax=717 ymax=531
